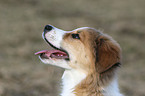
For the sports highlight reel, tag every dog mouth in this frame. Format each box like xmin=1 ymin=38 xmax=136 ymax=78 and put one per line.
xmin=35 ymin=41 xmax=69 ymax=60
xmin=35 ymin=49 xmax=69 ymax=59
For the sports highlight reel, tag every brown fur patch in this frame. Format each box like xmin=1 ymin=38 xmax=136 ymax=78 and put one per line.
xmin=63 ymin=28 xmax=121 ymax=96
xmin=95 ymin=34 xmax=121 ymax=74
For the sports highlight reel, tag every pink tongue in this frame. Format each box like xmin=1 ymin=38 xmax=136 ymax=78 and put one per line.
xmin=35 ymin=50 xmax=50 ymax=57
xmin=35 ymin=50 xmax=66 ymax=55
xmin=35 ymin=50 xmax=68 ymax=59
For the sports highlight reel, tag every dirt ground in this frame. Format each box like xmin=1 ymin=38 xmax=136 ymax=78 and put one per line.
xmin=0 ymin=0 xmax=145 ymax=96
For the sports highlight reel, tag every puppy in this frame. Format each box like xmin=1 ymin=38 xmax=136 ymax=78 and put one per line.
xmin=35 ymin=25 xmax=123 ymax=96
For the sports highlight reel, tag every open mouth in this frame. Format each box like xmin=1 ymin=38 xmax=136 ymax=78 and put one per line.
xmin=35 ymin=49 xmax=69 ymax=59
xmin=35 ymin=42 xmax=69 ymax=60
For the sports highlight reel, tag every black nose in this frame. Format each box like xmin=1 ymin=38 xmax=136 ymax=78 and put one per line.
xmin=44 ymin=25 xmax=53 ymax=32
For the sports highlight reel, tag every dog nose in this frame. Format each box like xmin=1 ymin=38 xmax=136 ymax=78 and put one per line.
xmin=44 ymin=25 xmax=53 ymax=32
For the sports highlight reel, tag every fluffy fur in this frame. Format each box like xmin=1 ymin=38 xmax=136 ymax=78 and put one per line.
xmin=36 ymin=25 xmax=123 ymax=96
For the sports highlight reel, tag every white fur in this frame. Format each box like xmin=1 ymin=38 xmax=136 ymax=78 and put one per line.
xmin=103 ymin=78 xmax=123 ymax=96
xmin=61 ymin=69 xmax=86 ymax=96
xmin=39 ymin=26 xmax=123 ymax=96
xmin=72 ymin=27 xmax=89 ymax=31
xmin=61 ymin=70 xmax=123 ymax=96
xmin=44 ymin=27 xmax=66 ymax=49
xmin=39 ymin=56 xmax=71 ymax=69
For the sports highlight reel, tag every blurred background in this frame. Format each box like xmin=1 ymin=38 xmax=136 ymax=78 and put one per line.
xmin=0 ymin=0 xmax=145 ymax=96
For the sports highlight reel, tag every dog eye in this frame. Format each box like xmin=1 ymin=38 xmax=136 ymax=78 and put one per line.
xmin=72 ymin=34 xmax=80 ymax=39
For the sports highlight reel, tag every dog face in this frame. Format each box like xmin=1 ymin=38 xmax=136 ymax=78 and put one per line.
xmin=35 ymin=25 xmax=121 ymax=74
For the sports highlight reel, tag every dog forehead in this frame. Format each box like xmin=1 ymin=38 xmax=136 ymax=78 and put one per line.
xmin=73 ymin=27 xmax=100 ymax=34
xmin=72 ymin=27 xmax=90 ymax=32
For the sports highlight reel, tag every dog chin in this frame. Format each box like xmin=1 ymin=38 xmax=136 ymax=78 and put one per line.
xmin=39 ymin=56 xmax=71 ymax=69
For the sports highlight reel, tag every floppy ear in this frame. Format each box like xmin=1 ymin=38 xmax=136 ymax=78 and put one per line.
xmin=95 ymin=35 xmax=121 ymax=74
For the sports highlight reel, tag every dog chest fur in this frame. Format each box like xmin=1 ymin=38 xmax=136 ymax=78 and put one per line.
xmin=61 ymin=70 xmax=86 ymax=96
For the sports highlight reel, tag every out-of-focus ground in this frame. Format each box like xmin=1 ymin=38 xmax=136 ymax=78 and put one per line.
xmin=0 ymin=0 xmax=145 ymax=96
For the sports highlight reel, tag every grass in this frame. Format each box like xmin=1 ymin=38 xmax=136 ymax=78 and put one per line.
xmin=0 ymin=0 xmax=145 ymax=96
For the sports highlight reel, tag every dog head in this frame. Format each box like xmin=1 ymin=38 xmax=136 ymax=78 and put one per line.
xmin=35 ymin=25 xmax=121 ymax=74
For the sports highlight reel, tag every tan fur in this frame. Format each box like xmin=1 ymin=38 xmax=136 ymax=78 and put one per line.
xmin=62 ymin=28 xmax=121 ymax=96
xmin=38 ymin=26 xmax=122 ymax=96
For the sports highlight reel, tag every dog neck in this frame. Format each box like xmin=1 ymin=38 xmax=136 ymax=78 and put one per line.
xmin=61 ymin=69 xmax=123 ymax=96
xmin=61 ymin=69 xmax=86 ymax=96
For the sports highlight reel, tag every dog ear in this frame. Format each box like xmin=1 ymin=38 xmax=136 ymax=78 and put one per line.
xmin=95 ymin=35 xmax=121 ymax=74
